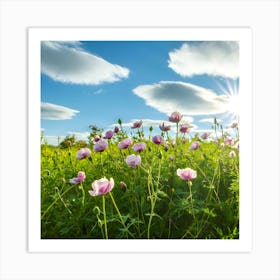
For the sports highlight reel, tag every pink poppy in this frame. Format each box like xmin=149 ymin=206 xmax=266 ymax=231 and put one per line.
xmin=125 ymin=154 xmax=141 ymax=168
xmin=229 ymin=150 xmax=237 ymax=158
xmin=114 ymin=126 xmax=120 ymax=133
xmin=224 ymin=137 xmax=234 ymax=145
xmin=94 ymin=140 xmax=108 ymax=152
xmin=234 ymin=141 xmax=240 ymax=150
xmin=201 ymin=132 xmax=211 ymax=140
xmin=118 ymin=138 xmax=133 ymax=149
xmin=152 ymin=135 xmax=164 ymax=145
xmin=159 ymin=122 xmax=171 ymax=132
xmin=189 ymin=141 xmax=199 ymax=150
xmin=88 ymin=177 xmax=115 ymax=196
xmin=177 ymin=168 xmax=197 ymax=180
xmin=76 ymin=148 xmax=91 ymax=160
xmin=93 ymin=135 xmax=101 ymax=142
xmin=131 ymin=120 xmax=143 ymax=129
xmin=168 ymin=111 xmax=182 ymax=123
xmin=133 ymin=142 xmax=146 ymax=152
xmin=70 ymin=171 xmax=86 ymax=184
xmin=179 ymin=123 xmax=191 ymax=133
xmin=104 ymin=130 xmax=114 ymax=139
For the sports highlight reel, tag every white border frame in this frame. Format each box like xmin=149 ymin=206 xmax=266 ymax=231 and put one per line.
xmin=28 ymin=27 xmax=252 ymax=253
xmin=1 ymin=0 xmax=279 ymax=279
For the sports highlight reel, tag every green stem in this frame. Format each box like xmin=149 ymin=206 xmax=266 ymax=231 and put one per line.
xmin=79 ymin=183 xmax=85 ymax=207
xmin=41 ymin=184 xmax=76 ymax=220
xmin=102 ymin=195 xmax=108 ymax=239
xmin=188 ymin=180 xmax=199 ymax=236
xmin=176 ymin=122 xmax=179 ymax=143
xmin=109 ymin=192 xmax=125 ymax=226
xmin=188 ymin=181 xmax=195 ymax=219
xmin=147 ymin=170 xmax=156 ymax=239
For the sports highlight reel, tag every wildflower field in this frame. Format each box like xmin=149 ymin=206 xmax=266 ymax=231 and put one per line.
xmin=41 ymin=113 xmax=239 ymax=239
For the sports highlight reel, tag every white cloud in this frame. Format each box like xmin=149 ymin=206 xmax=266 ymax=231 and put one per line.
xmin=199 ymin=118 xmax=222 ymax=123
xmin=120 ymin=119 xmax=170 ymax=128
xmin=112 ymin=117 xmax=194 ymax=128
xmin=41 ymin=41 xmax=129 ymax=85
xmin=41 ymin=102 xmax=79 ymax=120
xmin=133 ymin=81 xmax=229 ymax=116
xmin=68 ymin=131 xmax=90 ymax=140
xmin=168 ymin=41 xmax=239 ymax=78
xmin=93 ymin=89 xmax=103 ymax=95
xmin=41 ymin=135 xmax=64 ymax=146
xmin=42 ymin=131 xmax=90 ymax=146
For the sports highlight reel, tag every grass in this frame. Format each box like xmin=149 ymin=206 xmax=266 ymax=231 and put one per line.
xmin=41 ymin=120 xmax=239 ymax=239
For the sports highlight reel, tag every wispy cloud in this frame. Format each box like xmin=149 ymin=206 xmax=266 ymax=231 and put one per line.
xmin=42 ymin=131 xmax=90 ymax=146
xmin=168 ymin=41 xmax=239 ymax=79
xmin=133 ymin=81 xmax=229 ymax=116
xmin=41 ymin=41 xmax=129 ymax=85
xmin=68 ymin=131 xmax=90 ymax=140
xmin=112 ymin=117 xmax=194 ymax=128
xmin=93 ymin=89 xmax=103 ymax=95
xmin=41 ymin=102 xmax=79 ymax=120
xmin=199 ymin=118 xmax=222 ymax=123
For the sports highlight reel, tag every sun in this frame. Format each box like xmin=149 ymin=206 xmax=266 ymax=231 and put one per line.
xmin=226 ymin=92 xmax=240 ymax=121
xmin=216 ymin=78 xmax=240 ymax=123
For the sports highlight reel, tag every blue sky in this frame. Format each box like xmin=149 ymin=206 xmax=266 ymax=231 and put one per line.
xmin=41 ymin=41 xmax=239 ymax=145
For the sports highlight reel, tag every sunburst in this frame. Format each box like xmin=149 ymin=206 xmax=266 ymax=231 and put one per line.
xmin=215 ymin=78 xmax=240 ymax=124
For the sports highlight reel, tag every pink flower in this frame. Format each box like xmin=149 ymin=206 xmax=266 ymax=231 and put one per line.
xmin=88 ymin=177 xmax=114 ymax=196
xmin=152 ymin=135 xmax=164 ymax=145
xmin=179 ymin=123 xmax=191 ymax=133
xmin=70 ymin=171 xmax=86 ymax=184
xmin=104 ymin=130 xmax=114 ymax=139
xmin=125 ymin=154 xmax=141 ymax=168
xmin=177 ymin=168 xmax=197 ymax=180
xmin=118 ymin=138 xmax=133 ymax=149
xmin=189 ymin=141 xmax=199 ymax=150
xmin=76 ymin=148 xmax=91 ymax=160
xmin=159 ymin=122 xmax=171 ymax=132
xmin=94 ymin=139 xmax=108 ymax=152
xmin=201 ymin=132 xmax=211 ymax=140
xmin=131 ymin=120 xmax=143 ymax=129
xmin=168 ymin=111 xmax=182 ymax=123
xmin=114 ymin=126 xmax=120 ymax=133
xmin=93 ymin=135 xmax=101 ymax=142
xmin=224 ymin=137 xmax=234 ymax=145
xmin=234 ymin=141 xmax=240 ymax=150
xmin=229 ymin=150 xmax=237 ymax=158
xmin=133 ymin=142 xmax=146 ymax=152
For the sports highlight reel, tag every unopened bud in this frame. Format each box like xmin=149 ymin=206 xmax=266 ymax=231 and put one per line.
xmin=119 ymin=181 xmax=127 ymax=191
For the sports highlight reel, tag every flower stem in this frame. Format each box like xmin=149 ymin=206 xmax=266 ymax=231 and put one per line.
xmin=79 ymin=183 xmax=85 ymax=207
xmin=109 ymin=192 xmax=133 ymax=238
xmin=41 ymin=184 xmax=76 ymax=220
xmin=109 ymin=192 xmax=125 ymax=225
xmin=102 ymin=195 xmax=108 ymax=239
xmin=188 ymin=181 xmax=195 ymax=220
xmin=147 ymin=169 xmax=156 ymax=239
xmin=176 ymin=122 xmax=179 ymax=143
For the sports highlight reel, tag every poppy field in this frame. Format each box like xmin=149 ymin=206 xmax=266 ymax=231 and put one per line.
xmin=41 ymin=112 xmax=239 ymax=239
